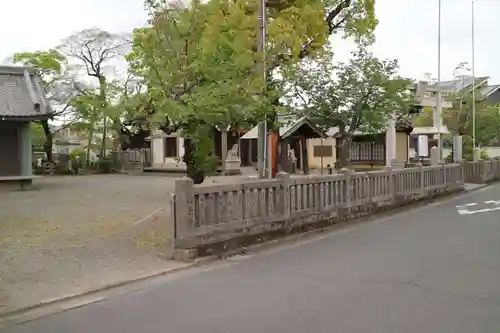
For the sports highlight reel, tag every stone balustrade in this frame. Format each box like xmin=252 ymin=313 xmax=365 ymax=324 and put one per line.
xmin=172 ymin=163 xmax=464 ymax=251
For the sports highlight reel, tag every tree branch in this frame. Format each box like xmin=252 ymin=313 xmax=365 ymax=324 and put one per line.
xmin=268 ymin=0 xmax=352 ymax=71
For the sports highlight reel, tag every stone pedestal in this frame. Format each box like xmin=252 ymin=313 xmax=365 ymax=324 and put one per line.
xmin=473 ymin=147 xmax=481 ymax=161
xmin=225 ymin=144 xmax=241 ymax=175
xmin=430 ymin=146 xmax=441 ymax=165
xmin=452 ymin=135 xmax=463 ymax=162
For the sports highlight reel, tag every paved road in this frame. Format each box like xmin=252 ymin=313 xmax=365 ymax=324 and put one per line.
xmin=4 ymin=185 xmax=500 ymax=333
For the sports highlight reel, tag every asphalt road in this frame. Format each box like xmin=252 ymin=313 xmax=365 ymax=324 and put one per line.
xmin=4 ymin=185 xmax=500 ymax=333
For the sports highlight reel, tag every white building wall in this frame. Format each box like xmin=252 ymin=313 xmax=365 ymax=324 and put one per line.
xmin=150 ymin=133 xmax=187 ymax=170
xmin=152 ymin=137 xmax=164 ymax=164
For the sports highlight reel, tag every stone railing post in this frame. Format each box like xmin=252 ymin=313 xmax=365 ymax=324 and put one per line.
xmin=383 ymin=166 xmax=394 ymax=198
xmin=276 ymin=172 xmax=291 ymax=220
xmin=173 ymin=177 xmax=194 ymax=247
xmin=479 ymin=160 xmax=487 ymax=183
xmin=460 ymin=161 xmax=466 ymax=183
xmin=420 ymin=165 xmax=425 ymax=196
xmin=340 ymin=168 xmax=353 ymax=209
xmin=496 ymin=158 xmax=500 ymax=179
xmin=439 ymin=162 xmax=447 ymax=188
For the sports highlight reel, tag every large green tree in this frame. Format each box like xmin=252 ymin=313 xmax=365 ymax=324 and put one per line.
xmin=284 ymin=46 xmax=414 ymax=168
xmin=129 ymin=0 xmax=273 ymax=182
xmin=129 ymin=0 xmax=376 ymax=182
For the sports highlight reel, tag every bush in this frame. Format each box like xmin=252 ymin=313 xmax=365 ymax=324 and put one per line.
xmin=69 ymin=149 xmax=86 ymax=160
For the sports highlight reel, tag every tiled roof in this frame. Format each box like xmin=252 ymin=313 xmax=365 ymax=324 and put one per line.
xmin=479 ymin=84 xmax=500 ymax=98
xmin=0 ymin=66 xmax=52 ymax=118
xmin=427 ymin=76 xmax=489 ymax=93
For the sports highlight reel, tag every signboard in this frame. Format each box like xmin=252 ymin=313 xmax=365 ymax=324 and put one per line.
xmin=417 ymin=135 xmax=429 ymax=157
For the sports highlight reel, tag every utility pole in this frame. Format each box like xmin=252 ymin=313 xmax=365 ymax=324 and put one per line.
xmin=257 ymin=0 xmax=268 ymax=178
xmin=434 ymin=0 xmax=443 ymax=160
xmin=471 ymin=0 xmax=477 ymax=160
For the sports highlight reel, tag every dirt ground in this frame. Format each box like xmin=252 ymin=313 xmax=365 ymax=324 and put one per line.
xmin=0 ymin=174 xmax=186 ymax=315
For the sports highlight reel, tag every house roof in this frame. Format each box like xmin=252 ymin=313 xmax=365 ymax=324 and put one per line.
xmin=0 ymin=66 xmax=52 ymax=119
xmin=411 ymin=126 xmax=450 ymax=135
xmin=326 ymin=118 xmax=413 ymax=137
xmin=479 ymin=84 xmax=500 ymax=98
xmin=241 ymin=115 xmax=324 ymax=140
xmin=426 ymin=76 xmax=489 ymax=93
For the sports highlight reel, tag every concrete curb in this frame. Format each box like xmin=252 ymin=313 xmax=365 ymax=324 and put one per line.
xmin=0 ymin=182 xmax=493 ymax=327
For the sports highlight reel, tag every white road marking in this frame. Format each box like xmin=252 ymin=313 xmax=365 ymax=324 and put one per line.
xmin=456 ymin=203 xmax=477 ymax=208
xmin=484 ymin=200 xmax=500 ymax=205
xmin=458 ymin=206 xmax=500 ymax=215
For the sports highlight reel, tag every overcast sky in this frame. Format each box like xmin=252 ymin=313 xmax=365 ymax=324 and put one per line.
xmin=1 ymin=0 xmax=499 ymax=83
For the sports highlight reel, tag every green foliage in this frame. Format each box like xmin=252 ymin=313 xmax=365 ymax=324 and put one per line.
xmin=129 ymin=0 xmax=274 ymax=179
xmin=31 ymin=123 xmax=46 ymax=151
xmin=13 ymin=48 xmax=84 ymax=161
xmin=412 ymin=106 xmax=433 ymax=127
xmin=284 ymin=46 xmax=414 ymax=134
xmin=69 ymin=149 xmax=86 ymax=160
xmin=128 ymin=0 xmax=376 ymax=180
xmin=445 ymin=136 xmax=489 ymax=162
xmin=13 ymin=49 xmax=66 ymax=76
xmin=283 ymin=46 xmax=413 ymax=168
xmin=413 ymin=92 xmax=500 ymax=146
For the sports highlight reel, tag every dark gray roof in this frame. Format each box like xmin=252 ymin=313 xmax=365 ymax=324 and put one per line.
xmin=0 ymin=66 xmax=52 ymax=119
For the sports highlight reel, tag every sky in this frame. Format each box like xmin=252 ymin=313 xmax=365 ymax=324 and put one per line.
xmin=1 ymin=0 xmax=500 ymax=83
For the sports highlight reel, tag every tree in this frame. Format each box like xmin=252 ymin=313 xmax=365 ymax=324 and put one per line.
xmin=70 ymin=93 xmax=103 ymax=164
xmin=264 ymin=0 xmax=377 ymax=130
xmin=31 ymin=123 xmax=46 ymax=151
xmin=59 ymin=28 xmax=130 ymax=156
xmin=284 ymin=46 xmax=414 ymax=168
xmin=12 ymin=50 xmax=83 ymax=162
xmin=129 ymin=0 xmax=272 ymax=183
xmin=105 ymin=74 xmax=153 ymax=150
xmin=129 ymin=0 xmax=376 ymax=183
xmin=413 ymin=92 xmax=500 ymax=147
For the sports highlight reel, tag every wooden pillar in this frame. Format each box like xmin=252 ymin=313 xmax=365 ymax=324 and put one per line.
xmin=248 ymin=139 xmax=252 ymax=165
xmin=301 ymin=136 xmax=309 ymax=174
xmin=298 ymin=138 xmax=304 ymax=172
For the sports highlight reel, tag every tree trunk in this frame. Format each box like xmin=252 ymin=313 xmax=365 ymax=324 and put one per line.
xmin=337 ymin=134 xmax=352 ymax=170
xmin=86 ymin=129 xmax=94 ymax=167
xmin=40 ymin=119 xmax=53 ymax=162
xmin=99 ymin=76 xmax=108 ymax=157
xmin=183 ymin=138 xmax=205 ymax=184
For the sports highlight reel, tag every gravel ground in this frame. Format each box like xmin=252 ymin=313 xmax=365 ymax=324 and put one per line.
xmin=0 ymin=174 xmax=182 ymax=315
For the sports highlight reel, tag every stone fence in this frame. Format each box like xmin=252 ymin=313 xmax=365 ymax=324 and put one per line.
xmin=111 ymin=149 xmax=151 ymax=172
xmin=172 ymin=164 xmax=464 ymax=251
xmin=463 ymin=158 xmax=500 ymax=183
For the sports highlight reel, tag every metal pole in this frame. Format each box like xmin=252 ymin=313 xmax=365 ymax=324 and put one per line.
xmin=434 ymin=0 xmax=443 ymax=160
xmin=472 ymin=0 xmax=477 ymax=160
xmin=257 ymin=0 xmax=268 ymax=178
